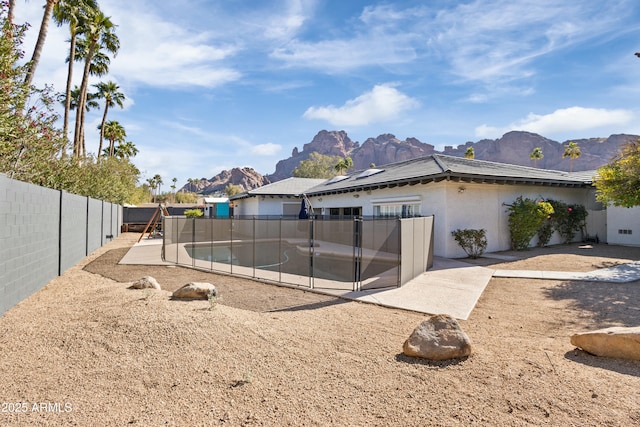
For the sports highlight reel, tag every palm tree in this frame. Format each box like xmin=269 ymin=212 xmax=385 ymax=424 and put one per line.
xmin=153 ymin=174 xmax=163 ymax=199
xmin=530 ymin=147 xmax=544 ymax=167
xmin=93 ymin=81 xmax=124 ymax=158
xmin=464 ymin=147 xmax=475 ymax=159
xmin=110 ymin=140 xmax=138 ymax=159
xmin=334 ymin=156 xmax=353 ymax=174
xmin=171 ymin=177 xmax=177 ymax=202
xmin=53 ymin=0 xmax=99 ymax=143
xmin=99 ymin=120 xmax=125 ymax=157
xmin=188 ymin=178 xmax=200 ymax=193
xmin=72 ymin=10 xmax=119 ymax=159
xmin=562 ymin=141 xmax=581 ymax=172
xmin=146 ymin=177 xmax=156 ymax=202
xmin=24 ymin=0 xmax=58 ymax=88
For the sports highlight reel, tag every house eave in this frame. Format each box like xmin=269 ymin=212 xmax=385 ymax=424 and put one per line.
xmin=306 ymin=172 xmax=590 ymax=197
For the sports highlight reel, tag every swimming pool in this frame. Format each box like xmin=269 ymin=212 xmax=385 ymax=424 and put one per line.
xmin=185 ymin=241 xmax=397 ymax=283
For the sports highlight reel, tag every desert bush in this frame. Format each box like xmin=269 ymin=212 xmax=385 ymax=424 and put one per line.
xmin=451 ymin=228 xmax=487 ymax=258
xmin=184 ymin=209 xmax=203 ymax=218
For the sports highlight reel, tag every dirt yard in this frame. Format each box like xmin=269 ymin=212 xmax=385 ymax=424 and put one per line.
xmin=1 ymin=233 xmax=639 ymax=426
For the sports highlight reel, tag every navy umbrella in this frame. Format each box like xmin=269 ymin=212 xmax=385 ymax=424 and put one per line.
xmin=298 ymin=198 xmax=309 ymax=219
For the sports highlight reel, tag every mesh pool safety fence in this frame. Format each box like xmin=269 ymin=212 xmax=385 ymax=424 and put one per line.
xmin=163 ymin=216 xmax=433 ymax=292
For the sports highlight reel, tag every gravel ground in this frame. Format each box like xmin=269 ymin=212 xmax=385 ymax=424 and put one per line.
xmin=1 ymin=233 xmax=639 ymax=426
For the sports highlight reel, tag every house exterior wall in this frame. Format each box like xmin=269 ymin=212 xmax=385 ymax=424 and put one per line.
xmin=606 ymin=206 xmax=640 ymax=246
xmin=232 ymin=196 xmax=300 ymax=217
xmin=308 ymin=181 xmax=595 ymax=258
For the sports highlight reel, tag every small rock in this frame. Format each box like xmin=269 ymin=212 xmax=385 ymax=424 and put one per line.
xmin=570 ymin=326 xmax=640 ymax=360
xmin=403 ymin=314 xmax=472 ymax=360
xmin=129 ymin=276 xmax=161 ymax=290
xmin=172 ymin=282 xmax=217 ymax=300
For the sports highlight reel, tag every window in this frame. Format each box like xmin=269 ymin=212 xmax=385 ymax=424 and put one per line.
xmin=374 ymin=203 xmax=421 ymax=218
xmin=328 ymin=207 xmax=361 ymax=218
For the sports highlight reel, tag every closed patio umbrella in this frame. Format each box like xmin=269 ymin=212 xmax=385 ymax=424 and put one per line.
xmin=298 ymin=198 xmax=309 ymax=219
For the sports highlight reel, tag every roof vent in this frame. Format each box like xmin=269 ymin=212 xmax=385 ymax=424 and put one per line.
xmin=356 ymin=168 xmax=384 ymax=179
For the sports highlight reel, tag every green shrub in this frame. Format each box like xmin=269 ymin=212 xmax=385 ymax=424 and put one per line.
xmin=536 ymin=219 xmax=554 ymax=247
xmin=184 ymin=208 xmax=204 ymax=218
xmin=553 ymin=201 xmax=588 ymax=243
xmin=451 ymin=229 xmax=487 ymax=259
xmin=506 ymin=196 xmax=554 ymax=250
xmin=536 ymin=199 xmax=588 ymax=245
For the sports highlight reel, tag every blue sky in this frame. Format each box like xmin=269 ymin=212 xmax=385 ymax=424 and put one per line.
xmin=15 ymin=0 xmax=640 ymax=189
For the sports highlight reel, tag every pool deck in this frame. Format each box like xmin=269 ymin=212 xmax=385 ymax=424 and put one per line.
xmin=120 ymin=237 xmax=640 ymax=320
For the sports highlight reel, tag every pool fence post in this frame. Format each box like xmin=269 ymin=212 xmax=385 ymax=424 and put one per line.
xmin=278 ymin=217 xmax=282 ymax=284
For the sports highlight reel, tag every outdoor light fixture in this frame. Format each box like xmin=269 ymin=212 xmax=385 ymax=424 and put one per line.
xmin=458 ymin=186 xmax=466 ymax=193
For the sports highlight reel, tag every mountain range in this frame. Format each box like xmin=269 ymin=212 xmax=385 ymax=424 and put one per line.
xmin=182 ymin=130 xmax=637 ymax=195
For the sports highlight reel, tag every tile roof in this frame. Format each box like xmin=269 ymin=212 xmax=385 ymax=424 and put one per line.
xmin=303 ymin=154 xmax=596 ymax=196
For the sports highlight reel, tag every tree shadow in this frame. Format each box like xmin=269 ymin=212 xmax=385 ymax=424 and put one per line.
xmin=564 ymin=348 xmax=640 ymax=377
xmin=544 ymin=279 xmax=640 ymax=328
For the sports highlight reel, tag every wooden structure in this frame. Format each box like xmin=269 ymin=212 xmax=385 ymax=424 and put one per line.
xmin=138 ymin=204 xmax=170 ymax=242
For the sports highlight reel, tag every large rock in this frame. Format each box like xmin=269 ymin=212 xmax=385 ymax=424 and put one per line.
xmin=129 ymin=276 xmax=161 ymax=290
xmin=172 ymin=282 xmax=218 ymax=300
xmin=403 ymin=314 xmax=472 ymax=360
xmin=571 ymin=327 xmax=640 ymax=360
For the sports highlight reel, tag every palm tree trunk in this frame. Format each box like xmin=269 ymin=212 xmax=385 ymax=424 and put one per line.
xmin=73 ymin=42 xmax=96 ymax=158
xmin=98 ymin=103 xmax=109 ymax=158
xmin=24 ymin=0 xmax=56 ymax=88
xmin=8 ymin=0 xmax=15 ymax=31
xmin=62 ymin=32 xmax=77 ymax=155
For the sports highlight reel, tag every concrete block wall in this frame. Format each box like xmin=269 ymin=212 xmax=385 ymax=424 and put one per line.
xmin=0 ymin=175 xmax=60 ymax=316
xmin=0 ymin=174 xmax=122 ymax=317
xmin=60 ymin=191 xmax=89 ymax=273
xmin=87 ymin=198 xmax=104 ymax=253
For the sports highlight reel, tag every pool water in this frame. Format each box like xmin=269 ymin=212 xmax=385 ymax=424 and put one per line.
xmin=186 ymin=241 xmax=396 ymax=282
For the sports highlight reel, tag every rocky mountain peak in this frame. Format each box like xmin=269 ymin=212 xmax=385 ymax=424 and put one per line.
xmin=181 ymin=130 xmax=638 ymax=194
xmin=180 ymin=167 xmax=270 ymax=195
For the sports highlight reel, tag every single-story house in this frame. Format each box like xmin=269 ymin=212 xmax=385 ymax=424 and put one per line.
xmin=231 ymin=177 xmax=326 ymax=218
xmin=231 ymin=154 xmax=638 ymax=258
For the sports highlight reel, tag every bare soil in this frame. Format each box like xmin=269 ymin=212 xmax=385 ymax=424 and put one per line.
xmin=1 ymin=233 xmax=639 ymax=426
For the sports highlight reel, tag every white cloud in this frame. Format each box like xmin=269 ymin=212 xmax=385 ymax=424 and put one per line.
xmin=262 ymin=0 xmax=317 ymax=40
xmin=303 ymin=84 xmax=419 ymax=126
xmin=271 ymin=37 xmax=416 ymax=73
xmin=102 ymin=3 xmax=242 ymax=88
xmin=250 ymin=143 xmax=281 ymax=156
xmin=475 ymin=106 xmax=635 ymax=138
xmin=430 ymin=0 xmax=630 ymax=87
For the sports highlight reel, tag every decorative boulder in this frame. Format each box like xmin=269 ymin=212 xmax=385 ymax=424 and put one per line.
xmin=403 ymin=314 xmax=472 ymax=361
xmin=571 ymin=326 xmax=640 ymax=361
xmin=172 ymin=282 xmax=217 ymax=300
xmin=129 ymin=276 xmax=161 ymax=290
